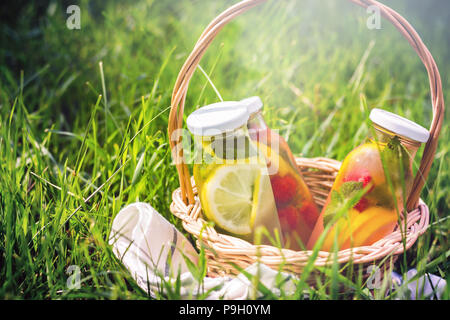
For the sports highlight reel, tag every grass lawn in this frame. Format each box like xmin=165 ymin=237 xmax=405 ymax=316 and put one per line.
xmin=0 ymin=0 xmax=448 ymax=299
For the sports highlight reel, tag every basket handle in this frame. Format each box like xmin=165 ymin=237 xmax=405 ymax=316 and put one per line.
xmin=168 ymin=0 xmax=444 ymax=211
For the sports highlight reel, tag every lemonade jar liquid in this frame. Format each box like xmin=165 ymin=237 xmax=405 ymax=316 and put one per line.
xmin=186 ymin=102 xmax=283 ymax=245
xmin=241 ymin=97 xmax=321 ymax=250
xmin=307 ymin=109 xmax=430 ymax=251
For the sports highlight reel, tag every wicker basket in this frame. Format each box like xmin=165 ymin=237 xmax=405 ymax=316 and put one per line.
xmin=167 ymin=0 xmax=444 ymax=281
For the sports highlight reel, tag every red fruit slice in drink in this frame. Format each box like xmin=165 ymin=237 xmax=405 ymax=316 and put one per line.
xmin=353 ymin=197 xmax=369 ymax=212
xmin=343 ymin=167 xmax=373 ymax=212
xmin=343 ymin=168 xmax=374 ymax=191
xmin=298 ymin=202 xmax=320 ymax=228
xmin=270 ymin=174 xmax=298 ymax=205
xmin=278 ymin=205 xmax=298 ymax=228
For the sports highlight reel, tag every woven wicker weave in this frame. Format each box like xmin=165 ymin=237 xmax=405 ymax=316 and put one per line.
xmin=167 ymin=0 xmax=444 ymax=279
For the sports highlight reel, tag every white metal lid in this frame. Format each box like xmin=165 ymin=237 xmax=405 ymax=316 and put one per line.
xmin=240 ymin=96 xmax=263 ymax=114
xmin=186 ymin=101 xmax=250 ymax=136
xmin=369 ymin=108 xmax=430 ymax=143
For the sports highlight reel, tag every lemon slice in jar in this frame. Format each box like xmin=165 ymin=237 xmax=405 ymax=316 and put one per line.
xmin=201 ymin=164 xmax=264 ymax=235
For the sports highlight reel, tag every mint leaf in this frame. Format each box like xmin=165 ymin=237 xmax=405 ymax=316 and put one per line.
xmin=323 ymin=181 xmax=364 ymax=226
xmin=340 ymin=181 xmax=363 ymax=198
xmin=323 ymin=190 xmax=344 ymax=226
xmin=379 ymin=135 xmax=412 ymax=195
xmin=323 ymin=210 xmax=335 ymax=226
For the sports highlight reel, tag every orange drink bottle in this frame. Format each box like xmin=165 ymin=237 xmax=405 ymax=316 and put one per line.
xmin=307 ymin=109 xmax=430 ymax=251
xmin=242 ymin=97 xmax=321 ymax=250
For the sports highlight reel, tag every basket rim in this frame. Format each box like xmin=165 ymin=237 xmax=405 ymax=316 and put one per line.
xmin=169 ymin=156 xmax=430 ymax=269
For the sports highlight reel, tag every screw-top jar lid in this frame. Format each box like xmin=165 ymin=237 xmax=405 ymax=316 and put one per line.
xmin=240 ymin=96 xmax=263 ymax=114
xmin=186 ymin=101 xmax=250 ymax=136
xmin=369 ymin=108 xmax=430 ymax=143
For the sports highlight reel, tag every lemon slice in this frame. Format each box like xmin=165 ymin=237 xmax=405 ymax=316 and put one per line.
xmin=201 ymin=164 xmax=263 ymax=235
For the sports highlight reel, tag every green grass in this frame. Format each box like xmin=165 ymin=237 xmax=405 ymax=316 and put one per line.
xmin=0 ymin=0 xmax=448 ymax=299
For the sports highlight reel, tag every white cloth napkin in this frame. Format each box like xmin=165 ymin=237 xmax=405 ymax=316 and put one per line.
xmin=109 ymin=202 xmax=296 ymax=299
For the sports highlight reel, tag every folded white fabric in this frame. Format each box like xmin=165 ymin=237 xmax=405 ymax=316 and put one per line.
xmin=109 ymin=202 xmax=296 ymax=299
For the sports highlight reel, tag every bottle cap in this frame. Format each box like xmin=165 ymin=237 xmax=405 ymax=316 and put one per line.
xmin=240 ymin=96 xmax=263 ymax=114
xmin=186 ymin=101 xmax=249 ymax=136
xmin=369 ymin=108 xmax=430 ymax=143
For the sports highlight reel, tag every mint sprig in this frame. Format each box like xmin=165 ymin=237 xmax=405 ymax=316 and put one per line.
xmin=322 ymin=181 xmax=364 ymax=226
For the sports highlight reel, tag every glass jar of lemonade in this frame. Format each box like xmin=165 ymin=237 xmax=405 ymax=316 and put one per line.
xmin=307 ymin=108 xmax=430 ymax=251
xmin=241 ymin=97 xmax=320 ymax=250
xmin=186 ymin=102 xmax=283 ymax=245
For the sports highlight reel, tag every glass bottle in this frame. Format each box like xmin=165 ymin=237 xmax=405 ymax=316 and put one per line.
xmin=242 ymin=97 xmax=321 ymax=250
xmin=187 ymin=102 xmax=283 ymax=245
xmin=307 ymin=108 xmax=430 ymax=251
